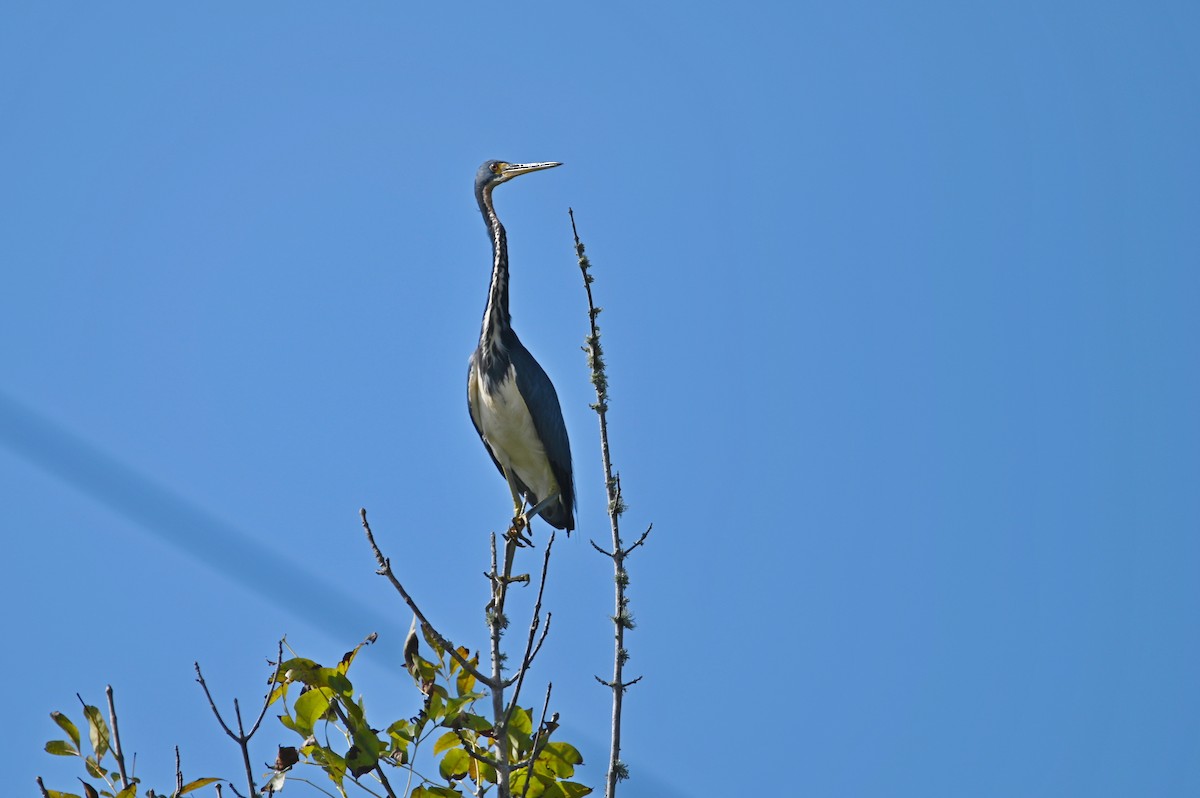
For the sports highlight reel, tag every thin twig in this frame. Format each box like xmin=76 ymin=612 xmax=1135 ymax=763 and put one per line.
xmin=624 ymin=524 xmax=652 ymax=557
xmin=325 ymin=701 xmax=398 ymax=798
xmin=360 ymin=508 xmax=493 ymax=687
xmin=503 ymin=613 xmax=552 ymax=689
xmin=504 ymin=533 xmax=556 ymax=708
xmin=515 ymin=683 xmax=556 ymax=798
xmin=194 ymin=644 xmax=286 ymax=798
xmin=488 ymin=528 xmax=512 ymax=796
xmin=570 ymin=208 xmax=650 ymax=797
xmin=454 ymin=727 xmax=502 ymax=769
xmin=105 ymin=685 xmax=130 ymax=790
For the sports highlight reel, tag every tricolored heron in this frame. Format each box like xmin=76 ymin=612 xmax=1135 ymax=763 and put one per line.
xmin=467 ymin=160 xmax=575 ymax=533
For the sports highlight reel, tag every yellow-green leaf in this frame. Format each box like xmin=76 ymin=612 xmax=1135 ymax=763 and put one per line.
xmin=456 ymin=667 xmax=476 ymax=696
xmin=82 ymin=704 xmax=110 ymax=760
xmin=346 ymin=744 xmax=377 ymax=778
xmin=433 ymin=730 xmax=461 ymax=755
xmin=421 ymin=625 xmax=445 ymax=661
xmin=439 ymin=748 xmax=471 ymax=781
xmin=293 ymin=688 xmax=332 ymax=736
xmin=508 ymin=706 xmax=533 ymax=737
xmin=541 ymin=741 xmax=584 ymax=778
xmin=45 ymin=739 xmax=78 ymax=756
xmin=179 ymin=777 xmax=221 ymax=795
xmin=52 ymin=711 xmax=82 ymax=749
xmin=413 ymin=787 xmax=464 ymax=798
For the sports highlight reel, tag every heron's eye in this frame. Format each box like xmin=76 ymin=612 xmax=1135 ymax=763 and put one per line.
xmin=492 ymin=163 xmax=504 ymax=175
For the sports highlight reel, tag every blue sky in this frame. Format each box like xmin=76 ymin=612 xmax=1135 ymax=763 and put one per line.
xmin=4 ymin=2 xmax=1199 ymax=796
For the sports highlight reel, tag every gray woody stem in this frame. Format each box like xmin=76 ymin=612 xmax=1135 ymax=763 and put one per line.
xmin=570 ymin=208 xmax=651 ymax=798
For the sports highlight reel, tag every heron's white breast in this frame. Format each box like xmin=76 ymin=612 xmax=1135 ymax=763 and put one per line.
xmin=475 ymin=363 xmax=557 ymax=500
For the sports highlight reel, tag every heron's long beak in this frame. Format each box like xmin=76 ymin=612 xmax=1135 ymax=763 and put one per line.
xmin=501 ymin=161 xmax=562 ymax=180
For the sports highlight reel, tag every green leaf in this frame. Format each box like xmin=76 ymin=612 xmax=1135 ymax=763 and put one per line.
xmin=540 ymin=742 xmax=584 ymax=778
xmin=456 ymin=667 xmax=476 ymax=697
xmin=52 ymin=711 xmax=82 ymax=749
xmin=421 ymin=625 xmax=445 ymax=661
xmin=293 ymin=688 xmax=332 ymax=736
xmin=114 ymin=783 xmax=138 ymax=798
xmin=413 ymin=787 xmax=463 ymax=798
xmin=45 ymin=739 xmax=79 ymax=756
xmin=83 ymin=756 xmax=107 ymax=779
xmin=476 ymin=757 xmax=497 ymax=786
xmin=511 ymin=769 xmax=550 ymax=798
xmin=40 ymin=791 xmax=82 ymax=798
xmin=508 ymin=706 xmax=533 ymax=737
xmin=341 ymin=694 xmax=367 ymax=731
xmin=322 ymin=668 xmax=354 ymax=697
xmin=351 ymin=723 xmax=382 ymax=762
xmin=554 ymin=782 xmax=593 ymax=798
xmin=386 ymin=718 xmax=414 ymax=742
xmin=312 ymin=746 xmax=346 ymax=787
xmin=82 ymin=704 xmax=110 ymax=760
xmin=458 ymin=712 xmax=494 ymax=734
xmin=433 ymin=730 xmax=461 ymax=755
xmin=415 ymin=657 xmax=439 ymax=684
xmin=444 ymin=692 xmax=485 ymax=721
xmin=426 ymin=690 xmax=446 ymax=723
xmin=345 ymin=744 xmax=378 ymax=778
xmin=278 ymin=713 xmax=300 ymax=733
xmin=439 ymin=748 xmax=471 ymax=781
xmin=179 ymin=777 xmax=221 ymax=795
xmin=279 ymin=657 xmax=322 ymax=683
xmin=267 ymin=681 xmax=290 ymax=706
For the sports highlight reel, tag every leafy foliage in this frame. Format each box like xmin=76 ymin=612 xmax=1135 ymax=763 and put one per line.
xmin=41 ymin=635 xmax=590 ymax=798
xmin=40 ymin=699 xmax=216 ymax=798
xmin=268 ymin=634 xmax=591 ymax=797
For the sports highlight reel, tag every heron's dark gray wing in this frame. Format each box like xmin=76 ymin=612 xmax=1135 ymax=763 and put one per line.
xmin=508 ymin=337 xmax=575 ymax=528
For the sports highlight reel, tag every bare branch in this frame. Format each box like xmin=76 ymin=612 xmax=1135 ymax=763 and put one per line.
xmin=504 ymin=533 xmax=556 ymax=708
xmin=105 ymin=685 xmax=131 ymax=790
xmin=360 ymin=507 xmax=494 ymax=688
xmin=454 ymin=727 xmax=502 ymax=769
xmin=623 ymin=524 xmax=653 ymax=557
xmin=247 ymin=639 xmax=287 ymax=739
xmin=194 ymin=651 xmax=284 ymax=798
xmin=513 ymin=683 xmax=557 ymax=797
xmin=571 ymin=208 xmax=650 ymax=798
xmin=194 ymin=663 xmax=238 ymax=740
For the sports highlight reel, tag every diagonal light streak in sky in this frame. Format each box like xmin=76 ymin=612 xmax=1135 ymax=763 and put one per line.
xmin=0 ymin=388 xmax=397 ymax=641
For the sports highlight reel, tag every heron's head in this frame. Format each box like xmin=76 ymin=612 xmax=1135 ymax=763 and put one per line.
xmin=475 ymin=160 xmax=562 ymax=195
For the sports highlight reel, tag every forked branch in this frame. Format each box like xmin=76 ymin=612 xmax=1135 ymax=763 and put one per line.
xmin=570 ymin=208 xmax=651 ymax=798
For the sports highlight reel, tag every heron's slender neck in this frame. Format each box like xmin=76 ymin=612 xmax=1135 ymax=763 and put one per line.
xmin=478 ymin=184 xmax=510 ymax=350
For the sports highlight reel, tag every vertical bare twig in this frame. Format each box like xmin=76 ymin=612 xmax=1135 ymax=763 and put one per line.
xmin=174 ymin=746 xmax=183 ymax=797
xmin=570 ymin=208 xmax=651 ymax=798
xmin=105 ymin=685 xmax=131 ymax=791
